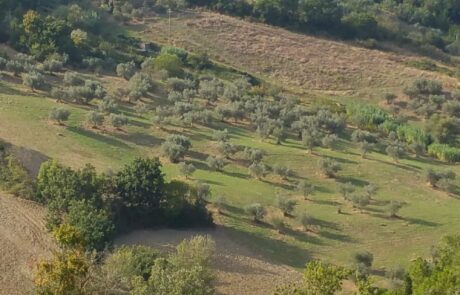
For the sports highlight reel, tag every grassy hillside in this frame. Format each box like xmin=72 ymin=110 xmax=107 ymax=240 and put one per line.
xmin=1 ymin=6 xmax=460 ymax=293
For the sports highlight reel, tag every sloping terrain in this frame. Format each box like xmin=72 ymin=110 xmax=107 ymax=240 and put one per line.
xmin=0 ymin=193 xmax=54 ymax=295
xmin=140 ymin=10 xmax=458 ymax=95
xmin=116 ymin=227 xmax=301 ymax=295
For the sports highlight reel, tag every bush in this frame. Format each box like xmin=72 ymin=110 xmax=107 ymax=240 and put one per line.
xmin=427 ymin=143 xmax=460 ymax=162
xmin=346 ymin=103 xmax=389 ymax=130
xmin=248 ymin=162 xmax=266 ymax=179
xmin=49 ymin=108 xmax=70 ymax=125
xmin=160 ymin=46 xmax=188 ymax=63
xmin=178 ymin=162 xmax=196 ymax=178
xmin=128 ymin=73 xmax=153 ymax=101
xmin=0 ymin=152 xmax=35 ymax=198
xmin=275 ymin=196 xmax=297 ymax=216
xmin=98 ymin=97 xmax=118 ymax=114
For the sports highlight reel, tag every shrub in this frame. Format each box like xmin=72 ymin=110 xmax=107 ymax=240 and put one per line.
xmin=346 ymin=103 xmax=389 ymax=130
xmin=243 ymin=147 xmax=264 ymax=163
xmin=297 ymin=181 xmax=315 ymax=200
xmin=270 ymin=215 xmax=286 ymax=233
xmin=128 ymin=73 xmax=153 ymax=101
xmin=161 ymin=46 xmax=188 ymax=63
xmin=427 ymin=143 xmax=460 ymax=162
xmin=275 ymin=196 xmax=297 ymax=216
xmin=298 ymin=212 xmax=314 ymax=231
xmin=98 ymin=97 xmax=118 ymax=114
xmin=388 ymin=201 xmax=403 ymax=218
xmin=248 ymin=162 xmax=266 ymax=179
xmin=212 ymin=129 xmax=229 ymax=142
xmin=273 ymin=164 xmax=293 ymax=180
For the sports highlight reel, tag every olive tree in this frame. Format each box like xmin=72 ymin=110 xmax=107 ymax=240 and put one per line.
xmin=297 ymin=181 xmax=315 ymax=200
xmin=245 ymin=203 xmax=266 ymax=222
xmin=22 ymin=71 xmax=45 ymax=91
xmin=116 ymin=61 xmax=136 ymax=80
xmin=178 ymin=162 xmax=196 ymax=179
xmin=109 ymin=113 xmax=128 ymax=129
xmin=49 ymin=108 xmax=70 ymax=125
xmin=319 ymin=158 xmax=341 ymax=178
xmin=160 ymin=135 xmax=192 ymax=163
xmin=275 ymin=196 xmax=297 ymax=217
xmin=86 ymin=111 xmax=104 ymax=128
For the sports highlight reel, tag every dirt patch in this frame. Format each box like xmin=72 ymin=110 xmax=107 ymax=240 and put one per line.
xmin=0 ymin=194 xmax=54 ymax=295
xmin=116 ymin=226 xmax=301 ymax=295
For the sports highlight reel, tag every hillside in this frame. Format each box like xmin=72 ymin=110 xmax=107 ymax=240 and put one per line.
xmin=1 ymin=3 xmax=460 ymax=294
xmin=139 ymin=10 xmax=459 ymax=96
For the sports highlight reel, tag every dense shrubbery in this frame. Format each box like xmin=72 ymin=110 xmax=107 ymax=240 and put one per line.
xmin=35 ymin=157 xmax=212 ymax=252
xmin=428 ymin=143 xmax=460 ymax=163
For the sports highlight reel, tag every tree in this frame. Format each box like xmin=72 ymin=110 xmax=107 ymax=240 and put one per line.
xmin=178 ymin=162 xmax=196 ymax=179
xmin=212 ymin=129 xmax=229 ymax=142
xmin=270 ymin=215 xmax=286 ymax=234
xmin=214 ymin=196 xmax=226 ymax=214
xmin=86 ymin=111 xmax=104 ymax=128
xmin=49 ymin=108 xmax=70 ymax=125
xmin=160 ymin=135 xmax=192 ymax=163
xmin=338 ymin=182 xmax=355 ymax=200
xmin=22 ymin=71 xmax=44 ymax=91
xmin=359 ymin=141 xmax=374 ymax=158
xmin=206 ymin=155 xmax=225 ymax=172
xmin=322 ymin=134 xmax=338 ymax=149
xmin=98 ymin=97 xmax=118 ymax=114
xmin=116 ymin=61 xmax=136 ymax=80
xmin=364 ymin=184 xmax=377 ymax=199
xmin=275 ymin=260 xmax=350 ymax=295
xmin=152 ymin=53 xmax=183 ymax=77
xmin=199 ymin=79 xmax=222 ymax=105
xmin=319 ymin=158 xmax=341 ymax=178
xmin=248 ymin=162 xmax=266 ymax=179
xmin=353 ymin=250 xmax=374 ymax=275
xmin=298 ymin=212 xmax=314 ymax=232
xmin=109 ymin=113 xmax=128 ymax=129
xmin=384 ymin=93 xmax=397 ymax=105
xmin=196 ymin=182 xmax=211 ymax=202
xmin=65 ymin=200 xmax=115 ymax=252
xmin=350 ymin=194 xmax=370 ymax=212
xmin=297 ymin=181 xmax=315 ymax=200
xmin=112 ymin=158 xmax=165 ymax=227
xmin=245 ymin=203 xmax=266 ymax=222
xmin=386 ymin=141 xmax=406 ymax=162
xmin=302 ymin=127 xmax=322 ymax=152
xmin=128 ymin=73 xmax=153 ymax=102
xmin=273 ymin=164 xmax=293 ymax=180
xmin=243 ymin=147 xmax=264 ymax=164
xmin=407 ymin=235 xmax=460 ymax=295
xmin=388 ymin=200 xmax=403 ymax=218
xmin=217 ymin=142 xmax=238 ymax=159
xmin=275 ymin=196 xmax=297 ymax=217
xmin=63 ymin=72 xmax=83 ymax=86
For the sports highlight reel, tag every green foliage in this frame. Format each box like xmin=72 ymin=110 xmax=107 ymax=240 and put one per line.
xmin=178 ymin=162 xmax=196 ymax=178
xmin=296 ymin=180 xmax=315 ymax=200
xmin=86 ymin=111 xmax=104 ymax=128
xmin=275 ymin=196 xmax=297 ymax=216
xmin=65 ymin=200 xmax=114 ymax=251
xmin=206 ymin=155 xmax=225 ymax=171
xmin=428 ymin=143 xmax=460 ymax=163
xmin=116 ymin=61 xmax=137 ymax=80
xmin=112 ymin=157 xmax=165 ymax=227
xmin=153 ymin=53 xmax=183 ymax=77
xmin=109 ymin=113 xmax=128 ymax=129
xmin=0 ymin=150 xmax=35 ymax=198
xmin=408 ymin=235 xmax=460 ymax=294
xmin=346 ymin=103 xmax=389 ymax=130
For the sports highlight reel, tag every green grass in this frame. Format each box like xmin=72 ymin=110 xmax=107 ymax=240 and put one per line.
xmin=2 ymin=76 xmax=460 ymax=280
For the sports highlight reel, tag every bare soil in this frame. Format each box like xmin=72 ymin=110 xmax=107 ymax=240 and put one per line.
xmin=0 ymin=193 xmax=54 ymax=295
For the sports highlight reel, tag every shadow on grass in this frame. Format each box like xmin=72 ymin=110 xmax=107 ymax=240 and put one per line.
xmin=223 ymin=225 xmax=312 ymax=268
xmin=404 ymin=217 xmax=440 ymax=227
xmin=67 ymin=126 xmax=133 ymax=150
xmin=337 ymin=176 xmax=369 ymax=187
xmin=318 ymin=230 xmax=355 ymax=243
xmin=112 ymin=132 xmax=160 ymax=147
xmin=310 ymin=198 xmax=341 ymax=206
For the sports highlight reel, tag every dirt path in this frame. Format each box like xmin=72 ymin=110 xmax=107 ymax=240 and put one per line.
xmin=0 ymin=193 xmax=54 ymax=295
xmin=116 ymin=226 xmax=301 ymax=295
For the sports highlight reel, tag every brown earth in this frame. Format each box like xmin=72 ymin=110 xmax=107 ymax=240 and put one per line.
xmin=116 ymin=226 xmax=302 ymax=295
xmin=0 ymin=193 xmax=54 ymax=295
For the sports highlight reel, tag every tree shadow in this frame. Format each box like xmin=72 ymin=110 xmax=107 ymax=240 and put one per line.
xmin=67 ymin=126 xmax=133 ymax=150
xmin=318 ymin=230 xmax=355 ymax=243
xmin=112 ymin=132 xmax=160 ymax=147
xmin=283 ymin=228 xmax=325 ymax=245
xmin=222 ymin=170 xmax=248 ymax=179
xmin=310 ymin=199 xmax=341 ymax=207
xmin=403 ymin=217 xmax=440 ymax=227
xmin=188 ymin=150 xmax=209 ymax=161
xmin=326 ymin=155 xmax=358 ymax=165
xmin=337 ymin=176 xmax=369 ymax=187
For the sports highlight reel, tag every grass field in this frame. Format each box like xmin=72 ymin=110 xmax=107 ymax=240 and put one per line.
xmin=1 ymin=9 xmax=460 ymax=291
xmin=2 ymin=71 xmax=460 ymax=281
